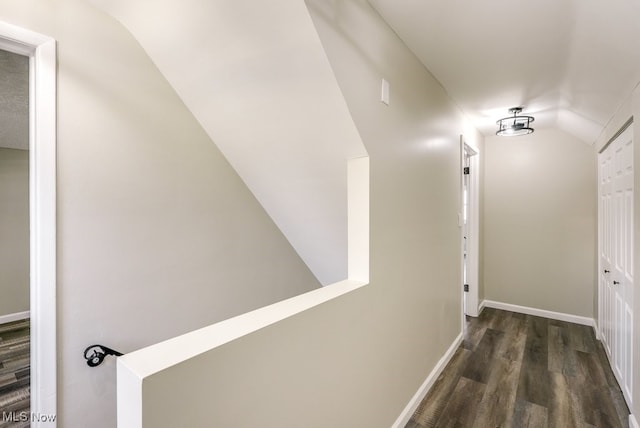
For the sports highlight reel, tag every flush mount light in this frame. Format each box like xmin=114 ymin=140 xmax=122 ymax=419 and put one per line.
xmin=496 ymin=107 xmax=535 ymax=136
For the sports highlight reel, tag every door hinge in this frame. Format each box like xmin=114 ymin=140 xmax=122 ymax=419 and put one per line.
xmin=464 ymin=284 xmax=469 ymax=292
xmin=463 ymin=167 xmax=470 ymax=175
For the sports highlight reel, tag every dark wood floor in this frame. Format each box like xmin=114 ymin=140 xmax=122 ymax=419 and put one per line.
xmin=407 ymin=308 xmax=630 ymax=428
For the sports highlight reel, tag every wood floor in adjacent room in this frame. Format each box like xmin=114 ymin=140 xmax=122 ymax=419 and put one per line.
xmin=406 ymin=308 xmax=630 ymax=428
xmin=0 ymin=319 xmax=30 ymax=428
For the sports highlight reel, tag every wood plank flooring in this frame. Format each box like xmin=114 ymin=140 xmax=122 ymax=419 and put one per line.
xmin=406 ymin=308 xmax=630 ymax=428
xmin=0 ymin=319 xmax=30 ymax=428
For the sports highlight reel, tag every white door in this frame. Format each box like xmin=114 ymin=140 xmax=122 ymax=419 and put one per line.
xmin=461 ymin=139 xmax=479 ymax=317
xmin=599 ymin=124 xmax=634 ymax=405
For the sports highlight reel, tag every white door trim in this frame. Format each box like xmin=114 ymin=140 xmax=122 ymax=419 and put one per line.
xmin=461 ymin=136 xmax=480 ymax=317
xmin=0 ymin=21 xmax=57 ymax=425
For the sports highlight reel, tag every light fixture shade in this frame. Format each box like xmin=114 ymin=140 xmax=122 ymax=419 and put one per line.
xmin=496 ymin=107 xmax=534 ymax=136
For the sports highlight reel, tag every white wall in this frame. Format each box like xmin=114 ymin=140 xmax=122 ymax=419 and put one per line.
xmin=594 ymin=82 xmax=640 ymax=424
xmin=484 ymin=129 xmax=597 ymax=317
xmin=0 ymin=148 xmax=29 ymax=318
xmin=0 ymin=0 xmax=322 ymax=425
xmin=123 ymin=1 xmax=484 ymax=426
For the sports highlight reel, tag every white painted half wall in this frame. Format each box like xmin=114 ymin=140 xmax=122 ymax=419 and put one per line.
xmin=118 ymin=156 xmax=370 ymax=427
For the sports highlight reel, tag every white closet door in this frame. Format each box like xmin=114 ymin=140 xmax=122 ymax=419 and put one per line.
xmin=599 ymin=125 xmax=634 ymax=405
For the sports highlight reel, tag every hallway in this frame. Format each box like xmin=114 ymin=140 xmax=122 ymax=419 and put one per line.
xmin=407 ymin=308 xmax=629 ymax=427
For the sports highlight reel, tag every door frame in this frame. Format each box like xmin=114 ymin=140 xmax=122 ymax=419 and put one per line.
xmin=0 ymin=22 xmax=57 ymax=424
xmin=461 ymin=136 xmax=480 ymax=317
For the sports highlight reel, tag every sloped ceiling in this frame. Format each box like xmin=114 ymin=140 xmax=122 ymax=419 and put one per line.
xmin=86 ymin=0 xmax=367 ymax=285
xmin=84 ymin=0 xmax=640 ymax=285
xmin=368 ymin=0 xmax=640 ymax=143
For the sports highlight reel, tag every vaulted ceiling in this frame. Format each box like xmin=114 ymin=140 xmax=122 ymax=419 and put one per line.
xmin=369 ymin=0 xmax=640 ymax=143
xmin=80 ymin=0 xmax=640 ymax=285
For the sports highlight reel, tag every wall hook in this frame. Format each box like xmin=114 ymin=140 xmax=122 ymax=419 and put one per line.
xmin=84 ymin=344 xmax=123 ymax=367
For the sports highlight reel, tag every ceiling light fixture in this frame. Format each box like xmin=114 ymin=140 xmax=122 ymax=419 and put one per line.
xmin=496 ymin=107 xmax=535 ymax=136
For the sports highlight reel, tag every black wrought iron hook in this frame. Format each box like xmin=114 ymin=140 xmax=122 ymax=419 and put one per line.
xmin=84 ymin=344 xmax=123 ymax=367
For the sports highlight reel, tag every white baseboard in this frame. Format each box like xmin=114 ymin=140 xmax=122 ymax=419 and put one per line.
xmin=592 ymin=319 xmax=601 ymax=341
xmin=0 ymin=310 xmax=30 ymax=325
xmin=482 ymin=300 xmax=595 ymax=328
xmin=392 ymin=332 xmax=463 ymax=428
xmin=630 ymin=414 xmax=639 ymax=428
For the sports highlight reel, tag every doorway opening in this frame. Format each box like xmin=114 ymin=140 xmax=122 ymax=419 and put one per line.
xmin=461 ymin=137 xmax=479 ymax=318
xmin=0 ymin=21 xmax=57 ymax=425
xmin=0 ymin=47 xmax=30 ymax=416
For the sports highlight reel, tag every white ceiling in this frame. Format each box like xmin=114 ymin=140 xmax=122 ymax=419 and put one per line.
xmin=368 ymin=0 xmax=640 ymax=143
xmin=0 ymin=49 xmax=28 ymax=150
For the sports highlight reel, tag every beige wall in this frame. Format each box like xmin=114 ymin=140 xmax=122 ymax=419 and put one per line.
xmin=135 ymin=1 xmax=484 ymax=426
xmin=0 ymin=148 xmax=29 ymax=318
xmin=0 ymin=0 xmax=322 ymax=425
xmin=484 ymin=129 xmax=597 ymax=317
xmin=310 ymin=1 xmax=484 ymax=399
